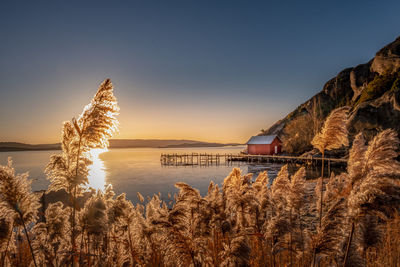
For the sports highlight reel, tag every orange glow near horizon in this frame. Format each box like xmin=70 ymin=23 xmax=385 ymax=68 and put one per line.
xmin=0 ymin=81 xmax=290 ymax=145
xmin=1 ymin=108 xmax=271 ymax=144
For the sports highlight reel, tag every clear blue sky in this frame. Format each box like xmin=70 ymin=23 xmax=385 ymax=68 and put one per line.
xmin=0 ymin=0 xmax=399 ymax=143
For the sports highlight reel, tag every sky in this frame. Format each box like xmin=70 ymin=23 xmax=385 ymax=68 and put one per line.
xmin=0 ymin=0 xmax=399 ymax=144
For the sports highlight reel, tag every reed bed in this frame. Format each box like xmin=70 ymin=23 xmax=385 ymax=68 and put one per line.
xmin=1 ymin=80 xmax=400 ymax=267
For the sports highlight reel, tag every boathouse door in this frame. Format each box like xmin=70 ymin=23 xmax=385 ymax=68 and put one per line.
xmin=274 ymin=146 xmax=278 ymax=154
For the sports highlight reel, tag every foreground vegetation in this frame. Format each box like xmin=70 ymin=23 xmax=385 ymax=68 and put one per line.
xmin=1 ymin=80 xmax=400 ymax=266
xmin=282 ymin=70 xmax=400 ymax=156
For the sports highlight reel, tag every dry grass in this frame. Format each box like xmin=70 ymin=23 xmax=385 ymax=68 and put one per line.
xmin=1 ymin=80 xmax=400 ymax=266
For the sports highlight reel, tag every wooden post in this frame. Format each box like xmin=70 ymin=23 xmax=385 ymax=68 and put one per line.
xmin=328 ymin=159 xmax=331 ymax=177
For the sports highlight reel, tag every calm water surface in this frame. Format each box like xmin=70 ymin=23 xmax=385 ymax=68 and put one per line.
xmin=0 ymin=147 xmax=287 ymax=202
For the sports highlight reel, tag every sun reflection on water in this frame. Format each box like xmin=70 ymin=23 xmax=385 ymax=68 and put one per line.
xmin=88 ymin=148 xmax=108 ymax=190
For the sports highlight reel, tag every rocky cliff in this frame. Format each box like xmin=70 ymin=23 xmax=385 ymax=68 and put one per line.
xmin=262 ymin=36 xmax=400 ymax=149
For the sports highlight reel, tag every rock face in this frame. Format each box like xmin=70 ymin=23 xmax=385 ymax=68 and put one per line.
xmin=371 ymin=36 xmax=400 ymax=74
xmin=349 ymin=88 xmax=400 ymax=140
xmin=350 ymin=61 xmax=375 ymax=101
xmin=262 ymin=36 xmax=400 ymax=147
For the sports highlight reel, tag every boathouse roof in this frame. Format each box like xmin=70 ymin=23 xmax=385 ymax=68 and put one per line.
xmin=246 ymin=135 xmax=280 ymax=145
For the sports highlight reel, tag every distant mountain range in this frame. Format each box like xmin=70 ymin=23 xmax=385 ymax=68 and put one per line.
xmin=0 ymin=142 xmax=61 ymax=151
xmin=0 ymin=139 xmax=242 ymax=152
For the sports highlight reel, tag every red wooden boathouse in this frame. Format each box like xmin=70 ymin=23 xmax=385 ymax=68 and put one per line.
xmin=246 ymin=135 xmax=282 ymax=155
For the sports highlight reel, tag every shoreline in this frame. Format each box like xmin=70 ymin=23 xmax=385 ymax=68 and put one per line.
xmin=0 ymin=144 xmax=244 ymax=152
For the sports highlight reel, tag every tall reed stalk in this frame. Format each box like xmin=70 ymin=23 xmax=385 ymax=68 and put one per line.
xmin=45 ymin=79 xmax=119 ymax=264
xmin=311 ymin=106 xmax=349 ymax=226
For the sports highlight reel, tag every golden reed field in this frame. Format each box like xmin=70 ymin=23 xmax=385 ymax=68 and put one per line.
xmin=1 ymin=80 xmax=400 ymax=267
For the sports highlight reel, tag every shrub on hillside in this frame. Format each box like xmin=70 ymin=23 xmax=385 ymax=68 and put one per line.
xmin=282 ymin=114 xmax=314 ymax=155
xmin=356 ymin=71 xmax=399 ymax=105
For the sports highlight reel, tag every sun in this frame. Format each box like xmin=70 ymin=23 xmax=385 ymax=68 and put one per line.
xmin=87 ymin=148 xmax=108 ymax=190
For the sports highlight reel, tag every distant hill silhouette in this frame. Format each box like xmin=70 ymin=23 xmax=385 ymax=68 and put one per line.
xmin=0 ymin=142 xmax=60 ymax=151
xmin=0 ymin=139 xmax=242 ymax=152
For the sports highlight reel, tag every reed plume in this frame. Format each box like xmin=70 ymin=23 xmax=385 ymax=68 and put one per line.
xmin=0 ymin=158 xmax=40 ymax=267
xmin=311 ymin=106 xmax=350 ymax=153
xmin=223 ymin=168 xmax=258 ymax=231
xmin=151 ymin=193 xmax=199 ymax=266
xmin=347 ymin=129 xmax=400 ymax=220
xmin=32 ymin=202 xmax=70 ymax=266
xmin=265 ymin=165 xmax=291 ymax=264
xmin=252 ymin=171 xmax=270 ymax=232
xmin=270 ymin=165 xmax=290 ymax=207
xmin=311 ymin=106 xmax=350 ymax=227
xmin=204 ymin=182 xmax=227 ymax=266
xmin=78 ymin=191 xmax=109 ymax=265
xmin=343 ymin=129 xmax=400 ymax=267
xmin=361 ymin=129 xmax=400 ymax=180
xmin=347 ymin=133 xmax=367 ymax=185
xmin=45 ymin=79 xmax=119 ymax=261
xmin=46 ymin=78 xmax=119 ymax=193
xmin=80 ymin=192 xmax=108 ymax=238
xmin=287 ymin=167 xmax=307 ymax=265
xmin=106 ymin=193 xmax=141 ymax=265
xmin=288 ymin=167 xmax=307 ymax=212
xmin=322 ymin=173 xmax=347 ymax=211
xmin=310 ymin=198 xmax=347 ymax=266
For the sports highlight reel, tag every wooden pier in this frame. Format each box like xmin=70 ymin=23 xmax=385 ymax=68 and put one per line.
xmin=160 ymin=153 xmax=347 ymax=168
xmin=160 ymin=153 xmax=222 ymax=166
